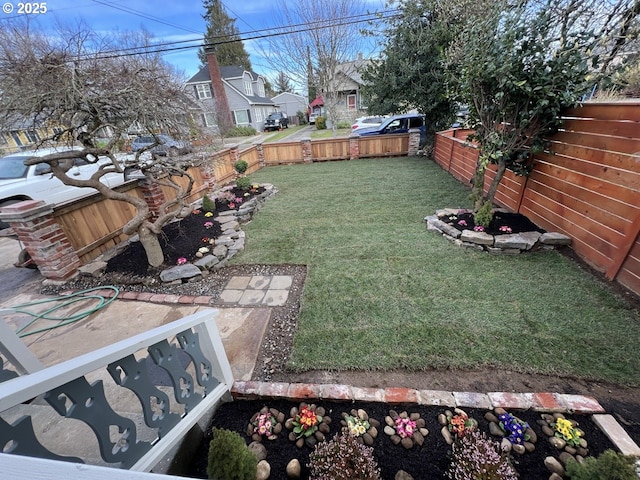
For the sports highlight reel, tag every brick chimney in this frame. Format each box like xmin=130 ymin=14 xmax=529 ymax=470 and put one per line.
xmin=205 ymin=48 xmax=233 ymax=128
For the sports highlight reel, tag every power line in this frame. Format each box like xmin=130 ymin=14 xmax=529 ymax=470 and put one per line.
xmin=79 ymin=10 xmax=398 ymax=61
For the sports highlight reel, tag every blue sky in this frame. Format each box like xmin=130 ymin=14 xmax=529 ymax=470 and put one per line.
xmin=2 ymin=0 xmax=387 ymax=84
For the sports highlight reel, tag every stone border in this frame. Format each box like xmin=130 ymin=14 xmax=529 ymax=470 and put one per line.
xmin=425 ymin=208 xmax=572 ymax=254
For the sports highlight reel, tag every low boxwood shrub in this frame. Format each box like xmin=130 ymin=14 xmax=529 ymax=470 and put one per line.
xmin=233 ymin=160 xmax=248 ymax=174
xmin=565 ymin=449 xmax=638 ymax=480
xmin=226 ymin=126 xmax=257 ymax=137
xmin=207 ymin=428 xmax=257 ymax=480
xmin=236 ymin=176 xmax=251 ymax=191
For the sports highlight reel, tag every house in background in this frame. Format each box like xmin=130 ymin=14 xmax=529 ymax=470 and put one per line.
xmin=271 ymin=92 xmax=308 ymax=124
xmin=330 ymin=53 xmax=372 ymax=117
xmin=186 ymin=50 xmax=276 ymax=134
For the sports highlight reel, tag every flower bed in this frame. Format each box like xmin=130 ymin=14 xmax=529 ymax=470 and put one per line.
xmin=185 ymin=399 xmax=618 ymax=480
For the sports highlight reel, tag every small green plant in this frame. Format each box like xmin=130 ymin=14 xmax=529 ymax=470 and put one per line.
xmin=206 ymin=428 xmax=257 ymax=480
xmin=308 ymin=432 xmax=381 ymax=480
xmin=236 ymin=176 xmax=251 ymax=191
xmin=201 ymin=195 xmax=216 ymax=213
xmin=551 ymin=417 xmax=583 ymax=447
xmin=296 ymin=110 xmax=309 ymax=124
xmin=233 ymin=160 xmax=248 ymax=174
xmin=566 ymin=449 xmax=638 ymax=480
xmin=226 ymin=126 xmax=257 ymax=137
xmin=315 ymin=116 xmax=327 ymax=130
xmin=474 ymin=201 xmax=493 ymax=228
xmin=336 ymin=120 xmax=351 ymax=129
xmin=446 ymin=430 xmax=518 ymax=480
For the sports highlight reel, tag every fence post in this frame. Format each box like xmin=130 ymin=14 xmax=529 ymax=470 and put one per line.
xmin=408 ymin=128 xmax=421 ymax=156
xmin=301 ymin=137 xmax=313 ymax=163
xmin=0 ymin=200 xmax=81 ymax=280
xmin=349 ymin=134 xmax=360 ymax=160
xmin=253 ymin=141 xmax=265 ymax=167
xmin=138 ymin=180 xmax=167 ymax=220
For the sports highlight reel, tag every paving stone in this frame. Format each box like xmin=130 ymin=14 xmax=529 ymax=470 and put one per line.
xmin=287 ymin=383 xmax=320 ymax=401
xmin=385 ymin=388 xmax=420 ymax=404
xmin=239 ymin=289 xmax=266 ymax=305
xmin=531 ymin=392 xmax=566 ymax=412
xmin=218 ymin=289 xmax=244 ymax=303
xmin=225 ymin=276 xmax=251 ymax=289
xmin=351 ymin=387 xmax=386 ymax=403
xmin=560 ymin=394 xmax=605 ymax=413
xmin=262 ymin=289 xmax=289 ymax=306
xmin=249 ymin=275 xmax=271 ymax=289
xmin=453 ymin=391 xmax=492 ymax=409
xmin=488 ymin=392 xmax=533 ymax=410
xmin=270 ymin=275 xmax=293 ymax=290
xmin=418 ymin=390 xmax=456 ymax=407
xmin=318 ymin=384 xmax=352 ymax=400
xmin=592 ymin=414 xmax=640 ymax=457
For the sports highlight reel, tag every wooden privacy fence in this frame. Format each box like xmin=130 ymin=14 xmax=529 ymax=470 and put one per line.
xmin=0 ymin=132 xmax=419 ymax=279
xmin=433 ymin=102 xmax=640 ymax=298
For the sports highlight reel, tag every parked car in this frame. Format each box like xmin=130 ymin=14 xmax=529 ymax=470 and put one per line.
xmin=0 ymin=147 xmax=127 ymax=229
xmin=351 ymin=116 xmax=387 ymax=132
xmin=263 ymin=112 xmax=289 ymax=131
xmin=353 ymin=113 xmax=427 ymax=145
xmin=131 ymin=134 xmax=192 ymax=156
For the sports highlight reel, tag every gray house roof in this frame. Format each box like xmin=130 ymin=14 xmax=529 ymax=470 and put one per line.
xmin=186 ymin=64 xmax=274 ymax=106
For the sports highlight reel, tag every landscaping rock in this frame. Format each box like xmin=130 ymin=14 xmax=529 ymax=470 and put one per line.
xmin=160 ymin=264 xmax=202 ymax=283
xmin=540 ymin=232 xmax=572 ymax=245
xmin=494 ymin=231 xmax=541 ymax=250
xmin=194 ymin=255 xmax=219 ymax=270
xmin=544 ymin=456 xmax=565 ymax=476
xmin=286 ymin=459 xmax=301 ymax=479
xmin=256 ymin=460 xmax=270 ymax=480
xmin=460 ymin=230 xmax=494 ymax=245
xmin=248 ymin=441 xmax=267 ymax=461
xmin=395 ymin=470 xmax=414 ymax=480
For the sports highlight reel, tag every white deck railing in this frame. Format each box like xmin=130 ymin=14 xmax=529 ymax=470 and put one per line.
xmin=0 ymin=309 xmax=233 ymax=477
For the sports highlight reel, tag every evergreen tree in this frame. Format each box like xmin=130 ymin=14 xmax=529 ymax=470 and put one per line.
xmin=274 ymin=71 xmax=293 ymax=94
xmin=199 ymin=0 xmax=252 ymax=70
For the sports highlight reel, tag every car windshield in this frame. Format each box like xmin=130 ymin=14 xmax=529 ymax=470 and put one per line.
xmin=0 ymin=156 xmax=29 ymax=179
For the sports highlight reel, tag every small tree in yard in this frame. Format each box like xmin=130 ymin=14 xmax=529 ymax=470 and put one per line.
xmin=0 ymin=22 xmax=202 ymax=267
xmin=455 ymin=2 xmax=591 ymax=220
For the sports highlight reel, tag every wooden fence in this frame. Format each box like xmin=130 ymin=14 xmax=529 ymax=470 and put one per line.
xmin=15 ymin=132 xmax=415 ymax=271
xmin=433 ymin=102 xmax=640 ymax=298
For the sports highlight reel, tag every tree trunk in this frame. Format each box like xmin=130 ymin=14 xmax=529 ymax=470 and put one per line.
xmin=484 ymin=159 xmax=508 ymax=207
xmin=472 ymin=157 xmax=487 ymax=212
xmin=138 ymin=225 xmax=164 ymax=267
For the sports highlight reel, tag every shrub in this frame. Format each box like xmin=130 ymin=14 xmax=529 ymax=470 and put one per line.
xmin=336 ymin=120 xmax=351 ymax=129
xmin=315 ymin=116 xmax=327 ymax=130
xmin=566 ymin=449 xmax=638 ymax=480
xmin=297 ymin=110 xmax=308 ymax=124
xmin=201 ymin=195 xmax=216 ymax=213
xmin=474 ymin=201 xmax=493 ymax=228
xmin=233 ymin=160 xmax=248 ymax=174
xmin=206 ymin=428 xmax=257 ymax=480
xmin=446 ymin=430 xmax=518 ymax=480
xmin=308 ymin=432 xmax=381 ymax=480
xmin=236 ymin=176 xmax=251 ymax=191
xmin=226 ymin=126 xmax=257 ymax=137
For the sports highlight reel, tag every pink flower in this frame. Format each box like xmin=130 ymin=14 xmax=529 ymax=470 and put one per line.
xmin=474 ymin=225 xmax=485 ymax=232
xmin=458 ymin=220 xmax=467 ymax=226
xmin=204 ymin=221 xmax=214 ymax=228
xmin=499 ymin=225 xmax=512 ymax=233
xmin=176 ymin=257 xmax=187 ymax=265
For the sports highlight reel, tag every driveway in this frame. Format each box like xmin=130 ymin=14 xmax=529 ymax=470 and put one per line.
xmin=0 ymin=235 xmax=42 ymax=303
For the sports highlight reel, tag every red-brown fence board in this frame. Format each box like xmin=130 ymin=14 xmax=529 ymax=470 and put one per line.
xmin=433 ymin=101 xmax=640 ymax=298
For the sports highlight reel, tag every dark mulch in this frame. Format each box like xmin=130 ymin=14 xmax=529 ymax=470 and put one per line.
xmin=184 ymin=399 xmax=617 ymax=480
xmin=439 ymin=210 xmax=546 ymax=235
xmin=104 ymin=187 xmax=263 ymax=277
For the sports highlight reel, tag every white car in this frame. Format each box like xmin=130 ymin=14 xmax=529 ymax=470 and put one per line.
xmin=351 ymin=116 xmax=387 ymax=132
xmin=0 ymin=147 xmax=127 ymax=228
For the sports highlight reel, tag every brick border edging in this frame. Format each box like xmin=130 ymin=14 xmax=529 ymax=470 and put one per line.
xmin=231 ymin=381 xmax=605 ymax=413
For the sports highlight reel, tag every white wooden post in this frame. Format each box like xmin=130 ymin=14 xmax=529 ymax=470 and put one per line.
xmin=0 ymin=309 xmax=44 ymax=375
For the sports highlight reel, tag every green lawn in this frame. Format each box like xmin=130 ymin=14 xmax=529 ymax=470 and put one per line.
xmin=232 ymin=157 xmax=640 ymax=385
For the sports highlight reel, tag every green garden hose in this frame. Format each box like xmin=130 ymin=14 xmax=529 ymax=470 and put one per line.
xmin=11 ymin=286 xmax=120 ymax=338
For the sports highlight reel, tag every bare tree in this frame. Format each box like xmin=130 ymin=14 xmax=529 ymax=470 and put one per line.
xmin=0 ymin=21 xmax=202 ymax=267
xmin=263 ymin=0 xmax=375 ymax=129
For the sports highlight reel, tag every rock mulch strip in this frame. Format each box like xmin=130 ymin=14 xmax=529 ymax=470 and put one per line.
xmin=425 ymin=208 xmax=572 ymax=254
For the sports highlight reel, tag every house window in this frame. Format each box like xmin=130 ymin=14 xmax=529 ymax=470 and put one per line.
xmin=24 ymin=130 xmax=40 ymax=143
xmin=9 ymin=131 xmax=24 ymax=146
xmin=195 ymin=84 xmax=212 ymax=99
xmin=258 ymin=83 xmax=265 ymax=97
xmin=203 ymin=113 xmax=217 ymax=127
xmin=255 ymin=108 xmax=263 ymax=122
xmin=347 ymin=94 xmax=357 ymax=110
xmin=233 ymin=109 xmax=251 ymax=125
xmin=244 ymin=79 xmax=253 ymax=96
